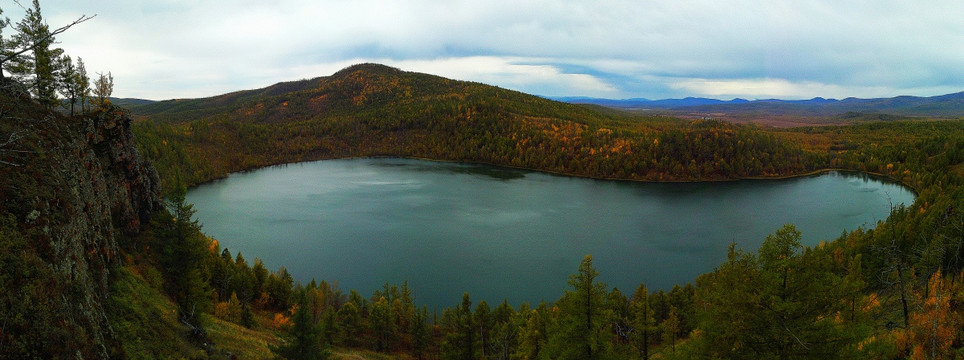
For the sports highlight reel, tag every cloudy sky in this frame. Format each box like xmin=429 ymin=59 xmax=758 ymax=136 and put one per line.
xmin=8 ymin=0 xmax=964 ymax=100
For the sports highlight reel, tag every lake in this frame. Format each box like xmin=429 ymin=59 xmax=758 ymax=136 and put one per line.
xmin=186 ymin=158 xmax=915 ymax=309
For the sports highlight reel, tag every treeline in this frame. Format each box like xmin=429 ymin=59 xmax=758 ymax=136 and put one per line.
xmin=139 ymin=206 xmax=964 ymax=359
xmin=129 ymin=115 xmax=964 ymax=359
xmin=137 ymin=191 xmax=706 ymax=360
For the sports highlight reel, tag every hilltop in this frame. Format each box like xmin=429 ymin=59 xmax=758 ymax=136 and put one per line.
xmin=129 ymin=63 xmax=818 ymax=193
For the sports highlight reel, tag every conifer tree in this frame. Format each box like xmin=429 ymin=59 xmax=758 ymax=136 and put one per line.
xmin=489 ymin=300 xmax=519 ymax=360
xmin=74 ymin=57 xmax=89 ymax=111
xmin=272 ymin=291 xmax=329 ymax=360
xmin=630 ymin=283 xmax=655 ymax=360
xmin=335 ymin=301 xmax=361 ymax=347
xmin=12 ymin=0 xmax=62 ymax=107
xmin=153 ymin=182 xmax=212 ymax=325
xmin=369 ymin=295 xmax=394 ymax=351
xmin=55 ymin=54 xmax=78 ymax=114
xmin=0 ymin=2 xmax=92 ymax=81
xmin=474 ymin=300 xmax=491 ymax=359
xmin=661 ymin=306 xmax=679 ymax=353
xmin=697 ymin=225 xmax=855 ymax=359
xmin=0 ymin=7 xmax=12 ymax=78
xmin=545 ymin=255 xmax=610 ymax=360
xmin=443 ymin=292 xmax=476 ymax=360
xmin=516 ymin=302 xmax=548 ymax=359
xmin=411 ymin=306 xmax=431 ymax=360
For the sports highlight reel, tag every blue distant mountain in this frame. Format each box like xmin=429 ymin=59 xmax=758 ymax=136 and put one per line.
xmin=555 ymin=92 xmax=964 ymax=118
xmin=554 ymin=96 xmax=749 ymax=108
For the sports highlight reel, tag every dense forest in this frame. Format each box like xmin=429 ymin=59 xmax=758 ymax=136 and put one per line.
xmin=119 ymin=64 xmax=964 ymax=359
xmin=2 ymin=2 xmax=964 ymax=356
xmin=129 ymin=64 xmax=822 ymax=194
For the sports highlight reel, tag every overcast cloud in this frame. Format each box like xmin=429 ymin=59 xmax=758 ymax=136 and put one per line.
xmin=8 ymin=0 xmax=964 ymax=100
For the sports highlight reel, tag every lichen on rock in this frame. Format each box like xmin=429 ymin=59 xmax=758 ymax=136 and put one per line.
xmin=0 ymin=83 xmax=162 ymax=358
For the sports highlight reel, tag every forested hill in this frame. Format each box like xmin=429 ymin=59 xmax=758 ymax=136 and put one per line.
xmin=130 ymin=63 xmax=820 ymax=193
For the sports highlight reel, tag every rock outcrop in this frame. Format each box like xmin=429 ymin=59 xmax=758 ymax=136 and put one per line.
xmin=0 ymin=83 xmax=162 ymax=358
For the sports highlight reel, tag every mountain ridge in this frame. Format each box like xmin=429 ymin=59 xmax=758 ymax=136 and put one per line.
xmin=555 ymin=91 xmax=964 ymax=118
xmin=123 ymin=84 xmax=964 ymax=121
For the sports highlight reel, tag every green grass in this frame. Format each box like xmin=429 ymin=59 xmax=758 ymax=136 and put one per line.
xmin=107 ymin=266 xmax=207 ymax=359
xmin=204 ymin=313 xmax=279 ymax=359
xmin=329 ymin=348 xmax=414 ymax=360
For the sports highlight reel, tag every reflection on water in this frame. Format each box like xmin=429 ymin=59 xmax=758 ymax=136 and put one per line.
xmin=376 ymin=159 xmax=529 ymax=181
xmin=187 ymin=158 xmax=915 ymax=309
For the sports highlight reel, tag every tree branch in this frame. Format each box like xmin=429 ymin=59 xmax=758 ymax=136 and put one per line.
xmin=1 ymin=14 xmax=97 ymax=65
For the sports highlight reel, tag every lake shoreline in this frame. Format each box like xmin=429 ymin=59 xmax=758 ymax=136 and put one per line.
xmin=186 ymin=157 xmax=916 ymax=308
xmin=191 ymin=155 xmax=918 ymax=199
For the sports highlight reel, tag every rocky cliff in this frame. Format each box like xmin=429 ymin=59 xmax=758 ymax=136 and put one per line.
xmin=0 ymin=81 xmax=162 ymax=358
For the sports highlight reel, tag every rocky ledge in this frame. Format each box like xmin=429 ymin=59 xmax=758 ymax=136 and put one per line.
xmin=0 ymin=82 xmax=162 ymax=358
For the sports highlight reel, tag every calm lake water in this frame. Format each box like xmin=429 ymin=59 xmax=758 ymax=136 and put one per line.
xmin=187 ymin=158 xmax=915 ymax=309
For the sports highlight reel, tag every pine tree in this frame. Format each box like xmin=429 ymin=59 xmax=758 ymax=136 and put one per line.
xmin=240 ymin=304 xmax=256 ymax=328
xmin=516 ymin=302 xmax=548 ymax=359
xmin=272 ymin=291 xmax=329 ymax=360
xmin=335 ymin=301 xmax=361 ymax=347
xmin=697 ymin=225 xmax=855 ymax=359
xmin=0 ymin=7 xmax=13 ymax=78
xmin=74 ymin=57 xmax=90 ymax=112
xmin=12 ymin=0 xmax=62 ymax=107
xmin=474 ymin=300 xmax=491 ymax=359
xmin=630 ymin=283 xmax=655 ymax=360
xmin=488 ymin=300 xmax=518 ymax=360
xmin=443 ymin=292 xmax=476 ymax=360
xmin=545 ymin=255 xmax=611 ymax=360
xmin=607 ymin=287 xmax=631 ymax=347
xmin=661 ymin=306 xmax=679 ymax=353
xmin=153 ymin=182 xmax=212 ymax=325
xmin=1 ymin=2 xmax=92 ymax=81
xmin=55 ymin=54 xmax=78 ymax=115
xmin=369 ymin=296 xmax=394 ymax=352
xmin=411 ymin=306 xmax=431 ymax=360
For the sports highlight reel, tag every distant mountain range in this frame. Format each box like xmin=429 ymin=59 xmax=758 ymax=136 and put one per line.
xmin=117 ymin=88 xmax=964 ymax=121
xmin=555 ymin=92 xmax=964 ymax=118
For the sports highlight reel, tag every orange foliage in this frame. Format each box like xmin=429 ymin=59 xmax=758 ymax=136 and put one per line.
xmin=902 ymin=270 xmax=961 ymax=359
xmin=272 ymin=312 xmax=291 ymax=329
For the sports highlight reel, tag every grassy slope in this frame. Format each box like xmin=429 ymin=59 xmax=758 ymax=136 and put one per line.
xmin=107 ymin=266 xmax=208 ymax=359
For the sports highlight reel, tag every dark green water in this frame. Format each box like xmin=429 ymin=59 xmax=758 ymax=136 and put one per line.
xmin=186 ymin=158 xmax=914 ymax=309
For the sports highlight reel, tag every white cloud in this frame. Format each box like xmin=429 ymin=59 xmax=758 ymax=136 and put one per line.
xmin=12 ymin=0 xmax=964 ymax=99
xmin=388 ymin=57 xmax=620 ymax=97
xmin=669 ymin=78 xmax=863 ymax=100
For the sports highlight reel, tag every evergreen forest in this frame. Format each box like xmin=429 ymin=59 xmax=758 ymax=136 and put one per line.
xmin=124 ymin=65 xmax=964 ymax=359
